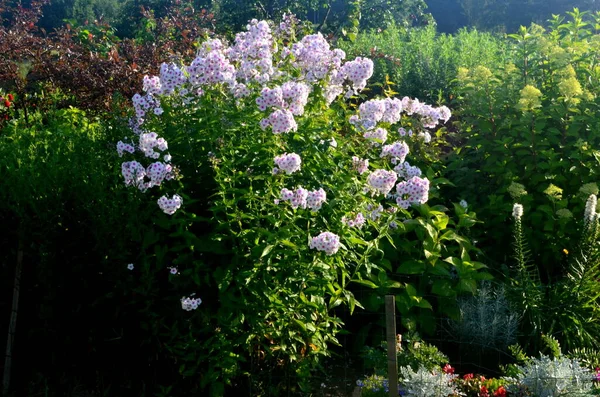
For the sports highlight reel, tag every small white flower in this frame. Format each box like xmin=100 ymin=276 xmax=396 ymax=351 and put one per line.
xmin=512 ymin=203 xmax=523 ymax=219
xmin=154 ymin=107 xmax=164 ymax=115
xmin=169 ymin=267 xmax=178 ymax=274
xmin=459 ymin=200 xmax=468 ymax=209
xmin=127 ymin=263 xmax=134 ymax=270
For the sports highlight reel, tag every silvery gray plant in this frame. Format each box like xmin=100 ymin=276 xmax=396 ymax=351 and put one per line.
xmin=399 ymin=366 xmax=460 ymax=397
xmin=504 ymin=355 xmax=594 ymax=397
xmin=447 ymin=282 xmax=519 ymax=350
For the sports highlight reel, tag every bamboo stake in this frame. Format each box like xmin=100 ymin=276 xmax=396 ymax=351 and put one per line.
xmin=3 ymin=229 xmax=24 ymax=396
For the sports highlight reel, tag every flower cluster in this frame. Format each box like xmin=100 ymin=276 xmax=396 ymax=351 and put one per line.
xmin=260 ymin=109 xmax=298 ymax=134
xmin=307 ymin=188 xmax=327 ymax=211
xmin=291 ymin=33 xmax=344 ymax=83
xmin=350 ymin=96 xmax=450 ymax=131
xmin=363 ymin=127 xmax=388 ymax=144
xmin=256 ymin=82 xmax=310 ymax=116
xmin=512 ymin=203 xmax=523 ymax=219
xmin=381 ymin=141 xmax=409 ymax=163
xmin=188 ymin=42 xmax=236 ymax=87
xmin=280 ymin=187 xmax=326 ymax=211
xmin=309 ymin=232 xmax=341 ymax=255
xmin=121 ymin=160 xmax=174 ymax=192
xmin=117 ymin=141 xmax=135 ymax=157
xmin=342 ymin=213 xmax=366 ymax=228
xmin=340 ymin=56 xmax=374 ymax=92
xmin=228 ymin=19 xmax=274 ymax=84
xmin=159 ymin=63 xmax=187 ymax=95
xmin=139 ymin=132 xmax=168 ymax=159
xmin=181 ymin=295 xmax=202 ymax=311
xmin=395 ymin=176 xmax=430 ymax=209
xmin=120 ymin=18 xmax=390 ymax=218
xmin=121 ymin=161 xmax=147 ymax=190
xmin=585 ymin=194 xmax=597 ymax=222
xmin=132 ymin=93 xmax=160 ymax=121
xmin=367 ymin=169 xmax=398 ymax=196
xmin=394 ymin=161 xmax=422 ymax=179
xmin=398 ymin=127 xmax=413 ymax=138
xmin=158 ymin=194 xmax=183 ymax=215
xmin=274 ymin=152 xmax=302 ymax=174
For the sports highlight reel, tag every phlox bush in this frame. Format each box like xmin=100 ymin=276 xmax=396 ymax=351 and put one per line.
xmin=116 ymin=16 xmax=486 ymax=393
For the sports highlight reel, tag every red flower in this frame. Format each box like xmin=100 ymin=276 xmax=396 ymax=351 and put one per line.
xmin=7 ymin=94 xmax=14 ymax=101
xmin=442 ymin=364 xmax=454 ymax=374
xmin=494 ymin=386 xmax=507 ymax=397
xmin=479 ymin=386 xmax=490 ymax=397
xmin=463 ymin=373 xmax=474 ymax=381
xmin=4 ymin=100 xmax=10 ymax=108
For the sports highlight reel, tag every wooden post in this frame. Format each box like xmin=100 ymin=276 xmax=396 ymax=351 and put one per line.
xmin=385 ymin=295 xmax=398 ymax=397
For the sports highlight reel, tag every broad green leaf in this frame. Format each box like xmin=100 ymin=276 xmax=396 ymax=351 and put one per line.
xmin=353 ymin=279 xmax=378 ymax=289
xmin=397 ymin=260 xmax=425 ymax=274
xmin=432 ymin=279 xmax=455 ymax=297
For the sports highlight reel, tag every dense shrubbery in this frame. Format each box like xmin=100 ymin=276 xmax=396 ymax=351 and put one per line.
xmin=0 ymin=0 xmax=213 ymax=111
xmin=4 ymin=3 xmax=600 ymax=397
xmin=338 ymin=24 xmax=507 ymax=101
xmin=112 ymin=15 xmax=490 ymax=393
xmin=447 ymin=9 xmax=600 ymax=274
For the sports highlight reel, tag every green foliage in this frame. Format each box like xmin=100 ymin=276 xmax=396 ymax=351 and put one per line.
xmin=356 ymin=374 xmax=396 ymax=396
xmin=447 ymin=10 xmax=600 ymax=276
xmin=361 ymin=332 xmax=449 ymax=376
xmin=338 ymin=23 xmax=507 ymax=101
xmin=506 ymin=195 xmax=600 ymax=353
xmin=568 ymin=347 xmax=600 ymax=370
xmin=0 ymin=104 xmax=167 ymax=395
xmin=206 ymin=0 xmax=432 ymax=35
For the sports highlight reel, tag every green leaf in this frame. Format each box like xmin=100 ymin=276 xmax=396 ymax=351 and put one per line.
xmin=474 ymin=272 xmax=494 ymax=281
xmin=353 ymin=279 xmax=378 ymax=289
xmin=396 ymin=294 xmax=412 ymax=314
xmin=294 ymin=319 xmax=307 ymax=331
xmin=405 ymin=283 xmax=417 ymax=297
xmin=432 ymin=279 xmax=455 ymax=297
xmin=329 ymin=296 xmax=343 ymax=309
xmin=415 ymin=298 xmax=432 ymax=309
xmin=261 ymin=244 xmax=274 ymax=258
xmin=280 ymin=239 xmax=298 ymax=250
xmin=397 ymin=260 xmax=425 ymax=274
xmin=457 ymin=279 xmax=477 ymax=294
xmin=443 ymin=257 xmax=461 ymax=267
xmin=439 ymin=230 xmax=464 ymax=243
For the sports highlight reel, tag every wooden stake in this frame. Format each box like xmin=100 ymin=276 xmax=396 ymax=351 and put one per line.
xmin=3 ymin=229 xmax=24 ymax=396
xmin=385 ymin=295 xmax=398 ymax=397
